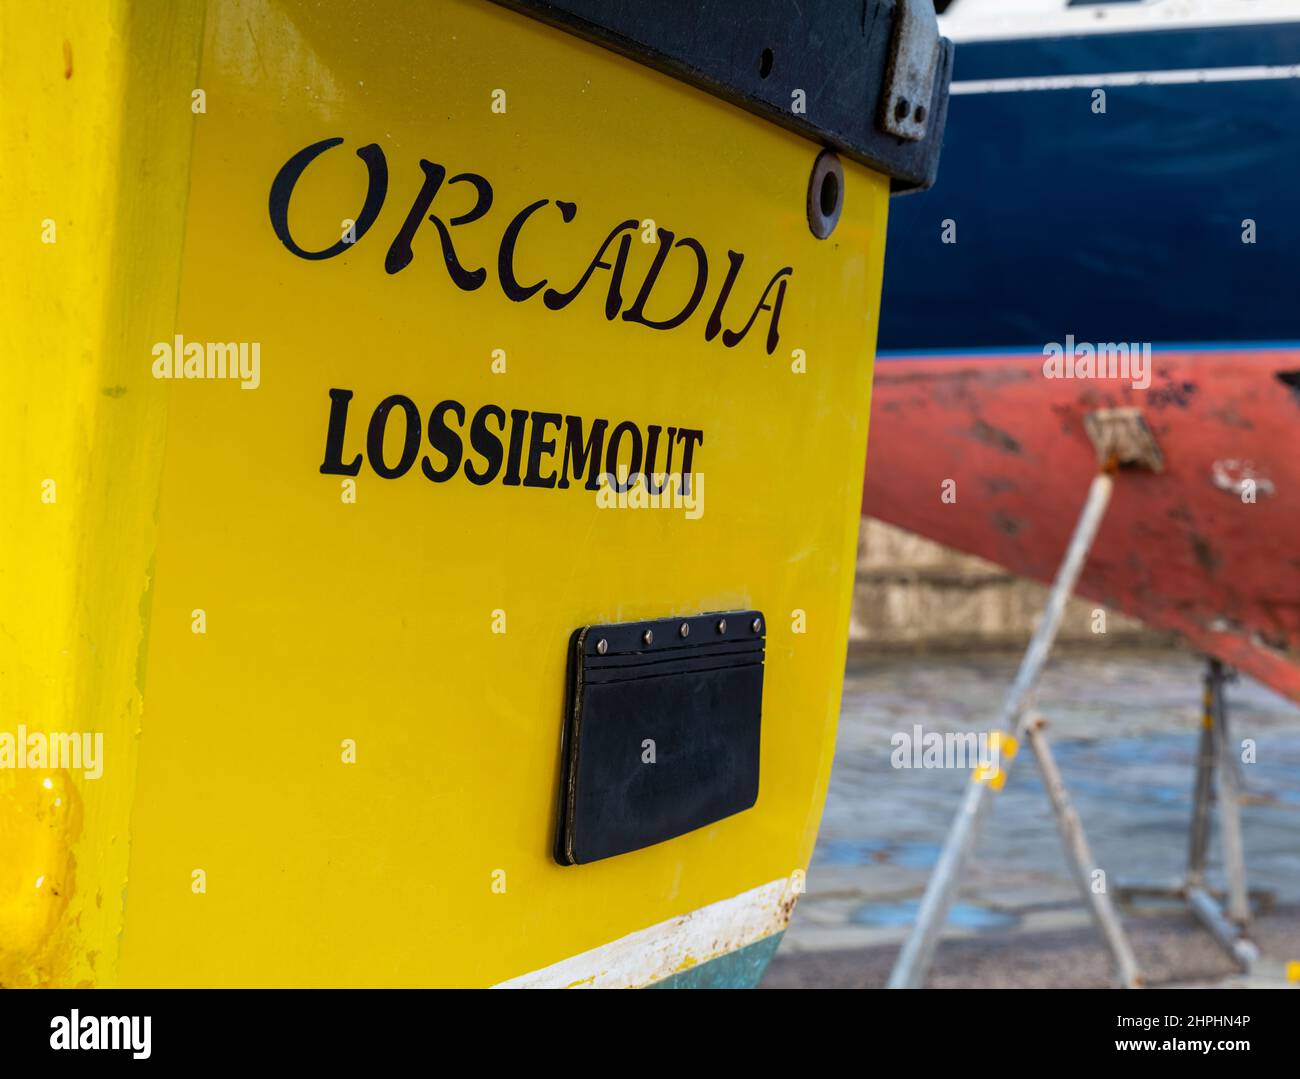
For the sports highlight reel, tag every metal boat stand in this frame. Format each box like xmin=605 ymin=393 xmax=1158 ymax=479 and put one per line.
xmin=885 ymin=409 xmax=1232 ymax=989
xmin=888 ymin=468 xmax=1143 ymax=988
xmin=1111 ymin=657 xmax=1267 ymax=972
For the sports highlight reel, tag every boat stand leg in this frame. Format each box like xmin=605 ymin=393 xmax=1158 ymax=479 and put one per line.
xmin=1209 ymin=660 xmax=1251 ymax=926
xmin=1025 ymin=714 xmax=1142 ymax=987
xmin=1186 ymin=664 xmax=1217 ymax=887
xmin=1187 ymin=887 xmax=1260 ymax=970
xmin=1117 ymin=658 xmax=1265 ymax=975
xmin=887 ymin=472 xmax=1115 ymax=989
xmin=1179 ymin=657 xmax=1258 ymax=970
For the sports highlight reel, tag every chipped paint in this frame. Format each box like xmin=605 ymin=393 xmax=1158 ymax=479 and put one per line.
xmin=0 ymin=770 xmax=83 ymax=987
xmin=969 ymin=419 xmax=1022 ymax=455
xmin=493 ymin=877 xmax=800 ymax=989
xmin=1212 ymin=458 xmax=1275 ymax=498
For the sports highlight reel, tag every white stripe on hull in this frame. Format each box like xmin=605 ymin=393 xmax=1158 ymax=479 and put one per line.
xmin=493 ymin=876 xmax=798 ymax=989
xmin=941 ymin=0 xmax=1300 ymax=44
xmin=951 ymin=64 xmax=1300 ymax=94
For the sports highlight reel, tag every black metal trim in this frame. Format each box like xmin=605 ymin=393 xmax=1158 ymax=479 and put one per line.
xmin=491 ymin=0 xmax=952 ymax=193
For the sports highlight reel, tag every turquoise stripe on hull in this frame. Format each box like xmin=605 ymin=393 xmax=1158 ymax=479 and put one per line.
xmin=645 ymin=932 xmax=783 ymax=989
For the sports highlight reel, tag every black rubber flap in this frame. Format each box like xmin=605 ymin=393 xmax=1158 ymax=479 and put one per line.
xmin=556 ymin=611 xmax=765 ymax=865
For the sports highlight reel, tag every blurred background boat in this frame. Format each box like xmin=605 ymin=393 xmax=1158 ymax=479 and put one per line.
xmin=865 ymin=0 xmax=1300 ymax=699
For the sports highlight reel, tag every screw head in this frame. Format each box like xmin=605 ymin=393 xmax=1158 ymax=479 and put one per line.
xmin=679 ymin=622 xmax=690 ymax=638
xmin=751 ymin=617 xmax=763 ymax=634
xmin=596 ymin=638 xmax=608 ymax=655
xmin=642 ymin=629 xmax=654 ymax=646
xmin=717 ymin=619 xmax=727 ymax=635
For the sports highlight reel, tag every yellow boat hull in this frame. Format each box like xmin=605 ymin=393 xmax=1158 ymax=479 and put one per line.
xmin=1 ymin=0 xmax=893 ymax=986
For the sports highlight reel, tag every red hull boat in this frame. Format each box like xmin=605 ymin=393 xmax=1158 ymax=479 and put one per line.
xmin=864 ymin=346 xmax=1300 ymax=701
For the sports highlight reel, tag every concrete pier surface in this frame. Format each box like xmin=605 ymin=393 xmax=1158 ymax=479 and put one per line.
xmin=765 ymin=646 xmax=1300 ymax=989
